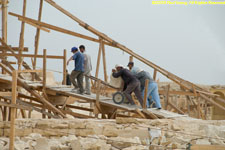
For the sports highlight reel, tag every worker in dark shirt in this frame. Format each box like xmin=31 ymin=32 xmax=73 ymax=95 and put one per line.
xmin=112 ymin=64 xmax=143 ymax=107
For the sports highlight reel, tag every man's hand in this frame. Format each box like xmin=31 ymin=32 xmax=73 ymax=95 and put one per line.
xmin=112 ymin=69 xmax=116 ymax=73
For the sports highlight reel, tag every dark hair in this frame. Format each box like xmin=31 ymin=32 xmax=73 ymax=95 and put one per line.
xmin=79 ymin=45 xmax=85 ymax=49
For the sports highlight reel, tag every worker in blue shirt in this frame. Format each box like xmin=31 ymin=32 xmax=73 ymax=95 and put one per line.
xmin=67 ymin=47 xmax=84 ymax=94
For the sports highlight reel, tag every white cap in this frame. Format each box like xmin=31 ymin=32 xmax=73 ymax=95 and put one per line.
xmin=115 ymin=64 xmax=123 ymax=68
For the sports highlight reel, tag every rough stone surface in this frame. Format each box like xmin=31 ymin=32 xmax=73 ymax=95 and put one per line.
xmin=0 ymin=118 xmax=225 ymax=149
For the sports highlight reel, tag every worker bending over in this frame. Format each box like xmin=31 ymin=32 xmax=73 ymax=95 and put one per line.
xmin=112 ymin=64 xmax=144 ymax=107
xmin=128 ymin=62 xmax=161 ymax=109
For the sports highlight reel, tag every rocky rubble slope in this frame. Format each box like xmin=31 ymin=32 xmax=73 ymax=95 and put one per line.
xmin=0 ymin=117 xmax=225 ymax=150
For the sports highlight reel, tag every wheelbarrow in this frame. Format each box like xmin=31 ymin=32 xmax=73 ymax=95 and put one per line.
xmin=112 ymin=91 xmax=125 ymax=104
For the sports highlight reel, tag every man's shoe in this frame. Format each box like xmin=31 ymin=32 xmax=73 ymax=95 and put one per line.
xmin=157 ymin=107 xmax=161 ymax=110
xmin=85 ymin=92 xmax=91 ymax=95
xmin=77 ymin=91 xmax=84 ymax=95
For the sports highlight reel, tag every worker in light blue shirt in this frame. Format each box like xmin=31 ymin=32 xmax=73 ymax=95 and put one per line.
xmin=67 ymin=47 xmax=84 ymax=94
xmin=128 ymin=62 xmax=161 ymax=109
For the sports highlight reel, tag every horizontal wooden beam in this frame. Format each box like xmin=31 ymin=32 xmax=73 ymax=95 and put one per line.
xmin=0 ymin=46 xmax=28 ymax=52
xmin=0 ymin=53 xmax=64 ymax=59
xmin=0 ymin=92 xmax=12 ymax=96
xmin=0 ymin=99 xmax=32 ymax=111
xmin=18 ymin=69 xmax=42 ymax=73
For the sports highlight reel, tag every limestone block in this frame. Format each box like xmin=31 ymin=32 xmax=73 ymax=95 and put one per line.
xmin=33 ymin=129 xmax=69 ymax=137
xmin=122 ymin=145 xmax=148 ymax=150
xmin=28 ymin=133 xmax=42 ymax=140
xmin=73 ymin=128 xmax=95 ymax=137
xmin=171 ymin=124 xmax=181 ymax=131
xmin=103 ymin=125 xmax=118 ymax=137
xmin=14 ymin=140 xmax=29 ymax=150
xmin=68 ymin=121 xmax=86 ymax=129
xmin=4 ymin=128 xmax=32 ymax=137
xmin=116 ymin=117 xmax=138 ymax=124
xmin=107 ymin=137 xmax=141 ymax=149
xmin=196 ymin=139 xmax=211 ymax=145
xmin=59 ymin=135 xmax=77 ymax=145
xmin=34 ymin=137 xmax=50 ymax=150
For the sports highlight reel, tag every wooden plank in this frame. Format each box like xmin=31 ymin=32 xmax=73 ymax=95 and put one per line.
xmin=9 ymin=12 xmax=115 ymax=48
xmin=142 ymin=109 xmax=158 ymax=119
xmin=17 ymin=69 xmax=42 ymax=73
xmin=0 ymin=100 xmax=32 ymax=111
xmin=191 ymin=145 xmax=225 ymax=150
xmin=19 ymin=18 xmax=50 ymax=32
xmin=33 ymin=0 xmax=44 ymax=70
xmin=66 ymin=104 xmax=93 ymax=112
xmin=143 ymin=79 xmax=149 ymax=109
xmin=0 ymin=53 xmax=64 ymax=59
xmin=101 ymin=43 xmax=108 ymax=82
xmin=9 ymin=70 xmax=17 ymax=150
xmin=0 ymin=92 xmax=11 ymax=96
xmin=135 ymin=108 xmax=146 ymax=118
xmin=0 ymin=46 xmax=28 ymax=52
xmin=63 ymin=49 xmax=67 ymax=85
xmin=18 ymin=0 xmax=27 ymax=70
xmin=61 ymin=109 xmax=94 ymax=118
xmin=158 ymin=90 xmax=200 ymax=96
xmin=16 ymin=99 xmax=59 ymax=118
xmin=167 ymin=100 xmax=184 ymax=114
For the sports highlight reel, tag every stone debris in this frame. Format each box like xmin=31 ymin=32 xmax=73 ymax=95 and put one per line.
xmin=0 ymin=118 xmax=225 ymax=150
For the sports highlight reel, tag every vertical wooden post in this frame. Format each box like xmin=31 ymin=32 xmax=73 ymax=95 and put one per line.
xmin=42 ymin=49 xmax=47 ymax=119
xmin=63 ymin=49 xmax=67 ymax=85
xmin=18 ymin=0 xmax=27 ymax=70
xmin=101 ymin=43 xmax=107 ymax=82
xmin=94 ymin=80 xmax=101 ymax=117
xmin=1 ymin=0 xmax=8 ymax=74
xmin=1 ymin=0 xmax=7 ymax=43
xmin=143 ymin=79 xmax=149 ymax=109
xmin=164 ymin=84 xmax=170 ymax=110
xmin=9 ymin=70 xmax=18 ymax=150
xmin=43 ymin=49 xmax=47 ymax=89
xmin=129 ymin=56 xmax=133 ymax=62
xmin=192 ymin=84 xmax=200 ymax=119
xmin=33 ymin=0 xmax=44 ymax=69
xmin=95 ymin=37 xmax=102 ymax=80
xmin=153 ymin=69 xmax=157 ymax=81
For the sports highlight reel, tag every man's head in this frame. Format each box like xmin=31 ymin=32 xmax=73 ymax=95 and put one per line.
xmin=71 ymin=47 xmax=78 ymax=54
xmin=127 ymin=62 xmax=134 ymax=70
xmin=79 ymin=45 xmax=85 ymax=53
xmin=115 ymin=64 xmax=123 ymax=71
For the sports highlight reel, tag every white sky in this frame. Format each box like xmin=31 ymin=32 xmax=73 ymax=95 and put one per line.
xmin=5 ymin=0 xmax=225 ymax=85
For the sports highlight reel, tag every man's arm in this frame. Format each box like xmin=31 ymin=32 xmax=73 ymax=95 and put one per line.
xmin=67 ymin=56 xmax=73 ymax=66
xmin=112 ymin=69 xmax=123 ymax=78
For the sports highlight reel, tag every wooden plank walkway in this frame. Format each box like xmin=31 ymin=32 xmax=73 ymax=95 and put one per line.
xmin=0 ymin=74 xmax=188 ymax=119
